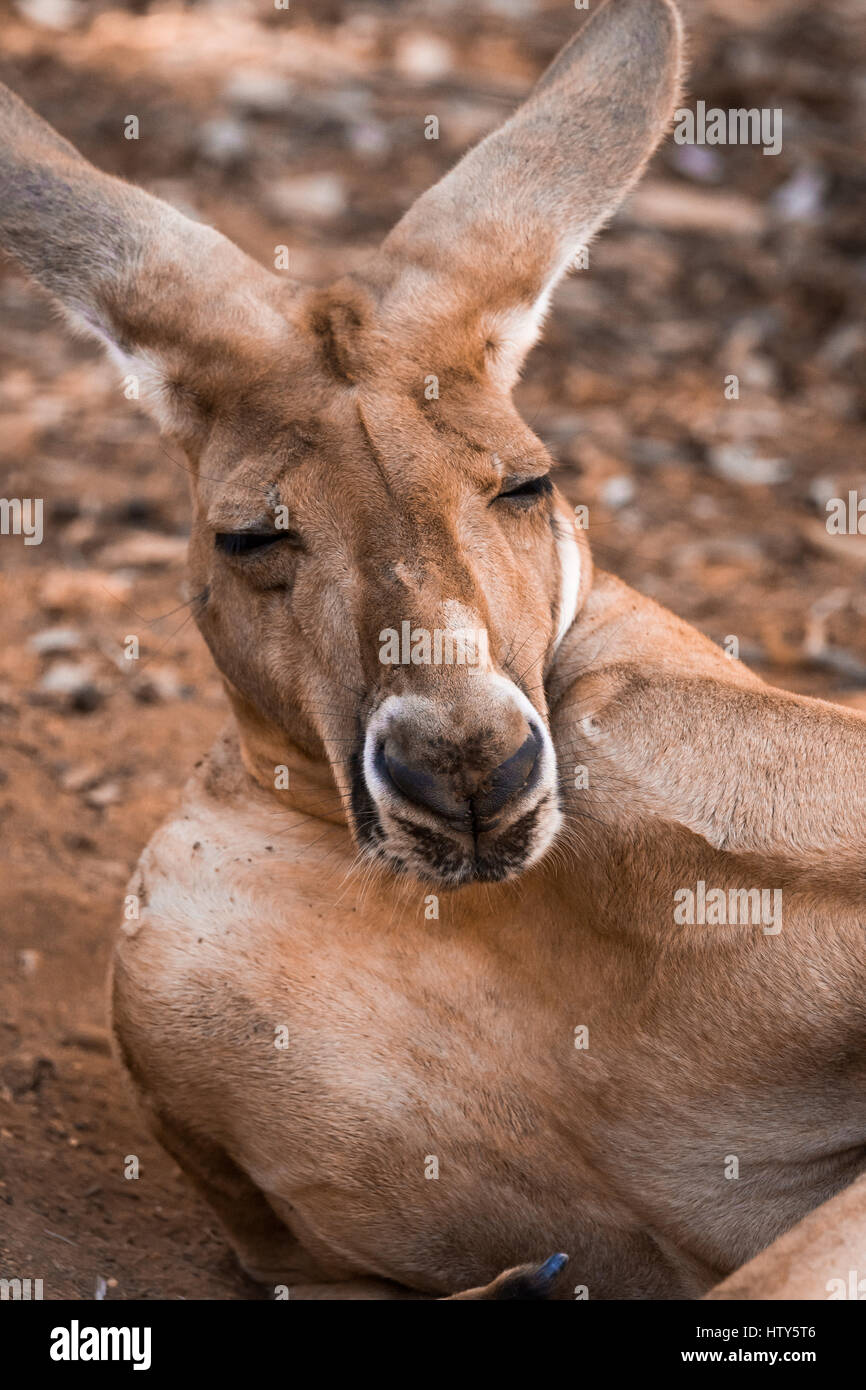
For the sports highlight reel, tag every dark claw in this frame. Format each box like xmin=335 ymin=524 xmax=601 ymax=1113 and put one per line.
xmin=493 ymin=1251 xmax=570 ymax=1300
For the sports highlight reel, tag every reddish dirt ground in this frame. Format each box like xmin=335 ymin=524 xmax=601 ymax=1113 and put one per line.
xmin=1 ymin=0 xmax=864 ymax=1298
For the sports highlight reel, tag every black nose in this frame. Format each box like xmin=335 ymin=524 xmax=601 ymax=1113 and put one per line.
xmin=378 ymin=723 xmax=543 ymax=830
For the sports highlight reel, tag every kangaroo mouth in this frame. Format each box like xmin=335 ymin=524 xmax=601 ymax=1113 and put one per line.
xmin=393 ymin=798 xmax=549 ymax=885
xmin=350 ymin=766 xmax=552 ymax=885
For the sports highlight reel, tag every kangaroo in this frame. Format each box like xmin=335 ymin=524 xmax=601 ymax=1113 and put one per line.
xmin=2 ymin=0 xmax=865 ymax=1300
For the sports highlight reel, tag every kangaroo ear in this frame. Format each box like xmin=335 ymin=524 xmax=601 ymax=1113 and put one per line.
xmin=0 ymin=83 xmax=292 ymax=440
xmin=360 ymin=0 xmax=684 ymax=391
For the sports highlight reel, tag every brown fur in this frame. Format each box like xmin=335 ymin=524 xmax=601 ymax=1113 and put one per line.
xmin=2 ymin=0 xmax=864 ymax=1299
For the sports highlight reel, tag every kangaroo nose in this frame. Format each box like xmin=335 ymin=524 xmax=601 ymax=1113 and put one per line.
xmin=380 ymin=721 xmax=543 ymax=829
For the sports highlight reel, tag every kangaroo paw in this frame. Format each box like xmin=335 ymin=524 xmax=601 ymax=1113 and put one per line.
xmin=446 ymin=1252 xmax=569 ymax=1300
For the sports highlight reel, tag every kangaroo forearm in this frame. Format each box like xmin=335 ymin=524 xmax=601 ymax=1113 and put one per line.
xmin=555 ymin=667 xmax=866 ymax=870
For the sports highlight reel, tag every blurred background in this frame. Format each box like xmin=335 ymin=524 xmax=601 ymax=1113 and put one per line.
xmin=0 ymin=0 xmax=864 ymax=1298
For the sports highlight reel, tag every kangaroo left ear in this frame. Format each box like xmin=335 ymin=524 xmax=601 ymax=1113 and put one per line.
xmin=0 ymin=82 xmax=299 ymax=442
xmin=357 ymin=0 xmax=684 ymax=391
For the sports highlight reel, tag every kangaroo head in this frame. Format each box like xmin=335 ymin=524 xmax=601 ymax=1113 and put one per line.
xmin=0 ymin=0 xmax=682 ymax=886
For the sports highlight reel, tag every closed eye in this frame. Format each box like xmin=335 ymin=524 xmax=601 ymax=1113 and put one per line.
xmin=494 ymin=474 xmax=553 ymax=504
xmin=215 ymin=530 xmax=302 ymax=557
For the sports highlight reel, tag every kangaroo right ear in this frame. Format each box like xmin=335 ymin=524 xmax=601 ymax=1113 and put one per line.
xmin=0 ymin=83 xmax=294 ymax=442
xmin=360 ymin=0 xmax=684 ymax=392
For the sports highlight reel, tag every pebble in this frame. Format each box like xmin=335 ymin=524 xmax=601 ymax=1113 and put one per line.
xmin=29 ymin=627 xmax=83 ymax=657
xmin=33 ymin=662 xmax=103 ymax=712
xmin=266 ymin=174 xmax=347 ymax=222
xmin=132 ymin=667 xmax=190 ymax=704
xmin=808 ymin=475 xmax=839 ymax=510
xmin=394 ymin=34 xmax=454 ymax=81
xmin=1 ymin=1055 xmax=55 ymax=1099
xmin=670 ymin=144 xmax=723 ymax=184
xmin=771 ymin=166 xmax=827 ymax=224
xmin=14 ymin=0 xmax=80 ymax=30
xmin=627 ymin=181 xmax=767 ymax=236
xmin=39 ymin=570 xmax=133 ymax=614
xmin=198 ymin=117 xmax=249 ymax=166
xmin=223 ymin=68 xmax=295 ymax=114
xmin=84 ymin=781 xmax=123 ymax=809
xmin=347 ymin=121 xmax=391 ymax=158
xmin=708 ymin=445 xmax=789 ymax=486
xmin=97 ymin=532 xmax=187 ymax=570
xmin=58 ymin=762 xmax=103 ymax=793
xmin=599 ymin=475 xmax=636 ymax=510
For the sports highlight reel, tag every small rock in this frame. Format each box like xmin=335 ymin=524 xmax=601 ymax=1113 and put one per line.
xmin=16 ymin=949 xmax=41 ymax=976
xmin=816 ymin=323 xmax=865 ymax=371
xmin=198 ymin=117 xmax=249 ymax=166
xmin=266 ymin=174 xmax=347 ymax=222
xmin=132 ymin=667 xmax=190 ymax=704
xmin=30 ymin=626 xmax=83 ymax=657
xmin=84 ymin=780 xmax=123 ymax=809
xmin=670 ymin=144 xmax=723 ymax=184
xmin=58 ymin=762 xmax=103 ymax=794
xmin=808 ymin=475 xmax=839 ymax=510
xmin=599 ymin=475 xmax=636 ymax=509
xmin=740 ymin=355 xmax=778 ymax=393
xmin=33 ymin=662 xmax=103 ymax=712
xmin=801 ymin=520 xmax=866 ymax=568
xmin=30 ymin=394 xmax=68 ymax=428
xmin=97 ymin=532 xmax=187 ymax=569
xmin=672 ymin=537 xmax=765 ymax=570
xmin=771 ymin=166 xmax=827 ymax=224
xmin=39 ymin=569 xmax=133 ymax=614
xmin=87 ymin=858 xmax=129 ymax=880
xmin=1 ymin=1055 xmax=55 ymax=1099
xmin=627 ymin=181 xmax=767 ymax=236
xmin=58 ymin=517 xmax=98 ymax=549
xmin=708 ymin=445 xmax=789 ymax=486
xmin=481 ymin=0 xmax=535 ymax=16
xmin=394 ymin=34 xmax=454 ymax=80
xmin=223 ymin=68 xmax=295 ymax=114
xmin=59 ymin=1029 xmax=112 ymax=1054
xmin=14 ymin=0 xmax=81 ymax=30
xmin=347 ymin=121 xmax=391 ymax=158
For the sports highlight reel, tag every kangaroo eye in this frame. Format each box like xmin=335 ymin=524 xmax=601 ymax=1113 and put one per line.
xmin=215 ymin=530 xmax=301 ymax=557
xmin=494 ymin=474 xmax=553 ymax=504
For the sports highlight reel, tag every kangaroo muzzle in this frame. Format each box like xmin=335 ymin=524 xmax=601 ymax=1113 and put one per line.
xmin=360 ymin=676 xmax=562 ymax=884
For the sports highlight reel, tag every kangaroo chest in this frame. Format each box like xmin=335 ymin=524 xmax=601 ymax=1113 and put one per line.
xmin=119 ymin=805 xmax=866 ymax=1296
